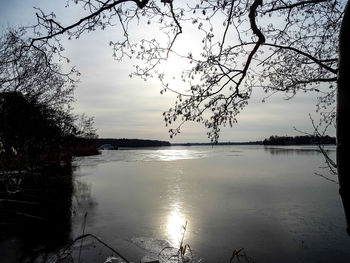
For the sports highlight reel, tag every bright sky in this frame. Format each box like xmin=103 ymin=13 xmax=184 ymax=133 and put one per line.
xmin=0 ymin=0 xmax=335 ymax=143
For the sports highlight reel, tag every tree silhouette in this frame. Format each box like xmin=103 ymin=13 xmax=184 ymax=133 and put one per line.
xmin=0 ymin=28 xmax=78 ymax=109
xmin=3 ymin=0 xmax=350 ymax=232
xmin=0 ymin=28 xmax=98 ymax=158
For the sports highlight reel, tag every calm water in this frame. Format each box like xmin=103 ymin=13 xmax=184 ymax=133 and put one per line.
xmin=71 ymin=145 xmax=350 ymax=263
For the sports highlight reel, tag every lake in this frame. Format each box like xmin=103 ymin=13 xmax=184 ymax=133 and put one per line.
xmin=71 ymin=145 xmax=350 ymax=263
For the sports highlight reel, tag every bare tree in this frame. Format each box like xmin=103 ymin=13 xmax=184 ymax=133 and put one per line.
xmin=0 ymin=27 xmax=96 ymax=141
xmin=0 ymin=28 xmax=78 ymax=109
xmin=75 ymin=113 xmax=98 ymax=139
xmin=8 ymin=0 xmax=350 ymax=232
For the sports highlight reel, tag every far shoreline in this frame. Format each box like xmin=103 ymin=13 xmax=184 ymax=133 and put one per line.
xmin=96 ymin=135 xmax=336 ymax=149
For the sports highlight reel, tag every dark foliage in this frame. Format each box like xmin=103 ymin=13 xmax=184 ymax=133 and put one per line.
xmin=0 ymin=163 xmax=73 ymax=261
xmin=0 ymin=92 xmax=67 ymax=170
xmin=0 ymin=92 xmax=93 ymax=260
xmin=0 ymin=91 xmax=99 ymax=171
xmin=263 ymin=135 xmax=336 ymax=145
xmin=67 ymin=137 xmax=99 ymax=156
xmin=97 ymin=138 xmax=170 ymax=148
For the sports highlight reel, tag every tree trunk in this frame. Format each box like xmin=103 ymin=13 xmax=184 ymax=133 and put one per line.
xmin=337 ymin=0 xmax=350 ymax=236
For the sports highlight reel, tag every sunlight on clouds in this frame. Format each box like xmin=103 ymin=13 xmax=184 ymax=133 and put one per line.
xmin=160 ymin=54 xmax=191 ymax=93
xmin=0 ymin=1 xmax=331 ymax=143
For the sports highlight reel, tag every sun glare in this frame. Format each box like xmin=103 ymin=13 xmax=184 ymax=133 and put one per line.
xmin=166 ymin=204 xmax=186 ymax=247
xmin=156 ymin=149 xmax=191 ymax=161
xmin=161 ymin=55 xmax=189 ymax=84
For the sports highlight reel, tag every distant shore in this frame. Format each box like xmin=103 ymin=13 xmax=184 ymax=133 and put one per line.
xmin=171 ymin=141 xmax=263 ymax=146
xmin=97 ymin=138 xmax=171 ymax=149
xmin=97 ymin=135 xmax=336 ymax=149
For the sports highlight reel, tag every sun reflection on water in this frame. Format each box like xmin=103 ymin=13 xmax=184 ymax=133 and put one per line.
xmin=150 ymin=149 xmax=207 ymax=161
xmin=155 ymin=150 xmax=192 ymax=161
xmin=166 ymin=204 xmax=186 ymax=247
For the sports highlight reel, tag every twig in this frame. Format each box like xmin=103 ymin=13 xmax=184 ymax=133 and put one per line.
xmin=78 ymin=211 xmax=88 ymax=262
xmin=70 ymin=233 xmax=131 ymax=263
xmin=315 ymin=172 xmax=339 ymax=184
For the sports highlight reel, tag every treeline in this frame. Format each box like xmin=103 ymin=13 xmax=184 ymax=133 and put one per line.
xmin=0 ymin=92 xmax=98 ymax=171
xmin=0 ymin=29 xmax=98 ymax=250
xmin=263 ymin=135 xmax=336 ymax=145
xmin=98 ymin=138 xmax=170 ymax=148
xmin=0 ymin=29 xmax=99 ymax=169
xmin=172 ymin=141 xmax=263 ymax=146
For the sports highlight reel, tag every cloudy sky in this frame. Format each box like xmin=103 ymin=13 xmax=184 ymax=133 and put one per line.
xmin=0 ymin=0 xmax=333 ymax=143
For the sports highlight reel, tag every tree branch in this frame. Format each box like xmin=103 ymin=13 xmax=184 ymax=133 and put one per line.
xmin=28 ymin=0 xmax=149 ymax=46
xmin=236 ymin=0 xmax=265 ymax=89
xmin=263 ymin=0 xmax=327 ymax=14
xmin=263 ymin=43 xmax=337 ymax=74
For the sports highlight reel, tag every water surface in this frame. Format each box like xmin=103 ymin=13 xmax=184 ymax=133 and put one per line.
xmin=72 ymin=145 xmax=350 ymax=262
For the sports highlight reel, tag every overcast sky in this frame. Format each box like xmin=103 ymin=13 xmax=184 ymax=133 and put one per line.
xmin=0 ymin=0 xmax=334 ymax=143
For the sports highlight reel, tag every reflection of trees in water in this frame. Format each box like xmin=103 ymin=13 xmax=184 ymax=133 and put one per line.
xmin=264 ymin=146 xmax=335 ymax=156
xmin=0 ymin=164 xmax=74 ymax=262
xmin=46 ymin=178 xmax=110 ymax=263
xmin=0 ymin=166 xmax=99 ymax=262
xmin=72 ymin=178 xmax=97 ymax=217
